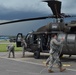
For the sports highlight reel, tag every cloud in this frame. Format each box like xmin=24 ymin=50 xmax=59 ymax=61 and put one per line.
xmin=60 ymin=0 xmax=76 ymax=14
xmin=0 ymin=0 xmax=50 ymax=14
xmin=0 ymin=0 xmax=51 ymax=20
xmin=0 ymin=19 xmax=51 ymax=35
xmin=0 ymin=0 xmax=76 ymax=35
xmin=0 ymin=0 xmax=76 ymax=20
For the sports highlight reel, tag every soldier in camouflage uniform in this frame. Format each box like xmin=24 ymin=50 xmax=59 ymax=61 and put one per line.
xmin=46 ymin=34 xmax=66 ymax=73
xmin=21 ymin=37 xmax=27 ymax=57
xmin=7 ymin=44 xmax=15 ymax=58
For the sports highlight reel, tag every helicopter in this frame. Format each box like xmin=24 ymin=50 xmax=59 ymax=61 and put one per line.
xmin=0 ymin=0 xmax=76 ymax=59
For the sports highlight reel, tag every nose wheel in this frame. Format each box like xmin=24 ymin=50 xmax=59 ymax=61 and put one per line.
xmin=34 ymin=50 xmax=40 ymax=59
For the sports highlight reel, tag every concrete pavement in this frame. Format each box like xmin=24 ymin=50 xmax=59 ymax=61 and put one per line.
xmin=0 ymin=52 xmax=76 ymax=75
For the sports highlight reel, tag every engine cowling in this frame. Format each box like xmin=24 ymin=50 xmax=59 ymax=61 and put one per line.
xmin=49 ymin=23 xmax=70 ymax=32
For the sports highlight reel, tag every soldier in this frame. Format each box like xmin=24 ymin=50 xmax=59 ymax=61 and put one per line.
xmin=46 ymin=34 xmax=66 ymax=73
xmin=21 ymin=37 xmax=27 ymax=57
xmin=7 ymin=44 xmax=15 ymax=58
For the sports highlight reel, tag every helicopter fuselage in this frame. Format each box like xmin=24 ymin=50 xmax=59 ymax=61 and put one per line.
xmin=16 ymin=22 xmax=76 ymax=59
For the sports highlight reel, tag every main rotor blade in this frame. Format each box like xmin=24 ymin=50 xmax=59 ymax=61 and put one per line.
xmin=0 ymin=14 xmax=75 ymax=25
xmin=0 ymin=16 xmax=54 ymax=25
xmin=43 ymin=0 xmax=62 ymax=18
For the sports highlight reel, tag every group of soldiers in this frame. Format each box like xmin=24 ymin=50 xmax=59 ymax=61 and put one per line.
xmin=7 ymin=37 xmax=27 ymax=58
xmin=7 ymin=34 xmax=66 ymax=73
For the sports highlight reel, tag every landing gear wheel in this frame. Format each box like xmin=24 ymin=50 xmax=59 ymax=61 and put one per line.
xmin=34 ymin=51 xmax=40 ymax=59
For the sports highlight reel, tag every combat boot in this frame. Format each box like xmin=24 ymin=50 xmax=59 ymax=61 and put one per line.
xmin=60 ymin=68 xmax=66 ymax=72
xmin=48 ymin=69 xmax=54 ymax=73
xmin=45 ymin=62 xmax=48 ymax=66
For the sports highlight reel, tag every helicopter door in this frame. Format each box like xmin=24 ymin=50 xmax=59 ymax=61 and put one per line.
xmin=25 ymin=33 xmax=32 ymax=45
xmin=16 ymin=33 xmax=23 ymax=47
xmin=29 ymin=34 xmax=34 ymax=45
xmin=41 ymin=34 xmax=48 ymax=50
xmin=37 ymin=36 xmax=41 ymax=49
xmin=66 ymin=34 xmax=76 ymax=54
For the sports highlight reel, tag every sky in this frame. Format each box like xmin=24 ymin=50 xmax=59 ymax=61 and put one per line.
xmin=0 ymin=0 xmax=76 ymax=36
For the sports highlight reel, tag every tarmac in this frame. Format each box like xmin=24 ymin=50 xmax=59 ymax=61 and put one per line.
xmin=0 ymin=51 xmax=76 ymax=75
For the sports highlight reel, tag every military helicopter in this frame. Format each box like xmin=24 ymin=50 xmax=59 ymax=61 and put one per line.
xmin=0 ymin=0 xmax=76 ymax=59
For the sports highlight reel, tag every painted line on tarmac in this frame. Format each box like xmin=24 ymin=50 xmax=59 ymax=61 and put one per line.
xmin=0 ymin=56 xmax=43 ymax=66
xmin=67 ymin=68 xmax=76 ymax=72
xmin=43 ymin=61 xmax=71 ymax=67
xmin=1 ymin=56 xmax=76 ymax=72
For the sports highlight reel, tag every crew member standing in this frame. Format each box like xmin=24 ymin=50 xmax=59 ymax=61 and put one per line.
xmin=7 ymin=44 xmax=15 ymax=58
xmin=21 ymin=37 xmax=27 ymax=57
xmin=46 ymin=34 xmax=66 ymax=73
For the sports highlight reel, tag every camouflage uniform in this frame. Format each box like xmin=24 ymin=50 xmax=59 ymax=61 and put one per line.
xmin=7 ymin=44 xmax=15 ymax=58
xmin=21 ymin=38 xmax=27 ymax=57
xmin=46 ymin=38 xmax=63 ymax=70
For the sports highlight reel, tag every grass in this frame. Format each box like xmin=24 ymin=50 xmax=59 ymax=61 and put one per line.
xmin=0 ymin=42 xmax=22 ymax=52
